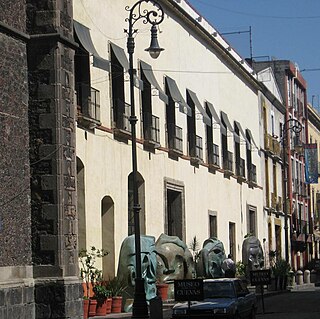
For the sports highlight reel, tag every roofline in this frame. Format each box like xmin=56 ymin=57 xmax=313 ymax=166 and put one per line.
xmin=161 ymin=0 xmax=260 ymax=93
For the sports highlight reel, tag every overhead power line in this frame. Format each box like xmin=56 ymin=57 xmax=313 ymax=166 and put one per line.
xmin=191 ymin=0 xmax=320 ymax=20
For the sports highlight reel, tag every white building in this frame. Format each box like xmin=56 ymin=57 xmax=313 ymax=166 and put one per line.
xmin=73 ymin=0 xmax=266 ymax=277
xmin=257 ymin=67 xmax=286 ymax=265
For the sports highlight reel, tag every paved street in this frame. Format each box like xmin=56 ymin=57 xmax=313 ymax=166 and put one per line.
xmin=256 ymin=290 xmax=320 ymax=319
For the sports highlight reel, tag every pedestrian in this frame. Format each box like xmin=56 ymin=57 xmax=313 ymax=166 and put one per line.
xmin=222 ymin=254 xmax=236 ymax=278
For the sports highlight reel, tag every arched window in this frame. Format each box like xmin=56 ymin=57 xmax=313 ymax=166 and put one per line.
xmin=128 ymin=172 xmax=146 ymax=236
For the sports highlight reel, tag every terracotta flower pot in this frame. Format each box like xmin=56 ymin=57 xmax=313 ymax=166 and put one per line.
xmin=88 ymin=299 xmax=97 ymax=317
xmin=83 ymin=299 xmax=89 ymax=319
xmin=111 ymin=296 xmax=122 ymax=313
xmin=96 ymin=299 xmax=108 ymax=316
xmin=106 ymin=297 xmax=112 ymax=314
xmin=156 ymin=283 xmax=169 ymax=301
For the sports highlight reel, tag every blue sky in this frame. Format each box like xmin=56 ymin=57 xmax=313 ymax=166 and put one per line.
xmin=187 ymin=0 xmax=320 ymax=108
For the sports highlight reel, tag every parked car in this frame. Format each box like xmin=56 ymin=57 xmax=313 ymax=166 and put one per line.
xmin=172 ymin=278 xmax=256 ymax=319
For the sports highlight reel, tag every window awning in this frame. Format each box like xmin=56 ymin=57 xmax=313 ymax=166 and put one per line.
xmin=140 ymin=61 xmax=168 ymax=104
xmin=165 ymin=76 xmax=191 ymax=116
xmin=235 ymin=121 xmax=249 ymax=144
xmin=74 ymin=20 xmax=110 ymax=72
xmin=206 ymin=102 xmax=221 ymax=125
xmin=187 ymin=89 xmax=211 ymax=126
xmin=247 ymin=129 xmax=260 ymax=154
xmin=221 ymin=111 xmax=234 ymax=133
xmin=110 ymin=42 xmax=143 ymax=90
xmin=110 ymin=42 xmax=129 ymax=71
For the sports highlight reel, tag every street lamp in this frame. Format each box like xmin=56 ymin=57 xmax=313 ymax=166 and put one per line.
xmin=282 ymin=118 xmax=302 ymax=263
xmin=125 ymin=1 xmax=164 ymax=318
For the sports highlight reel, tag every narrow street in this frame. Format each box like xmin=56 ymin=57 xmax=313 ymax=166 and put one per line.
xmin=256 ymin=290 xmax=320 ymax=319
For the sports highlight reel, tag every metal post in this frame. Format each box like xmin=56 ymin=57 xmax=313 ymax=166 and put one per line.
xmin=125 ymin=1 xmax=164 ymax=318
xmin=282 ymin=119 xmax=302 ymax=264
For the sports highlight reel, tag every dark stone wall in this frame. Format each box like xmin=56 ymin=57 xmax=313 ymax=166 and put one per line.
xmin=0 ymin=286 xmax=35 ymax=319
xmin=27 ymin=0 xmax=83 ymax=317
xmin=0 ymin=2 xmax=32 ymax=268
xmin=0 ymin=0 xmax=26 ymax=31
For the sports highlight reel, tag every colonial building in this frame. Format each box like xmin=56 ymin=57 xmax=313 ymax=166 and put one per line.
xmin=307 ymin=103 xmax=320 ymax=259
xmin=73 ymin=0 xmax=266 ymax=278
xmin=257 ymin=67 xmax=286 ymax=265
xmin=250 ymin=60 xmax=310 ymax=270
xmin=1 ymin=0 xmax=312 ymax=318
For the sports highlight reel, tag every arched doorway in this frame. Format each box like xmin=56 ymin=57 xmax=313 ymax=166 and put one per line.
xmin=128 ymin=172 xmax=146 ymax=236
xmin=101 ymin=196 xmax=115 ymax=278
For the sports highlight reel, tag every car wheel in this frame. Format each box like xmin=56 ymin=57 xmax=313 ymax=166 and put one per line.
xmin=249 ymin=307 xmax=256 ymax=319
xmin=234 ymin=312 xmax=241 ymax=319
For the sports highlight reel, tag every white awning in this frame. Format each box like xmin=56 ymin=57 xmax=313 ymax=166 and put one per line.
xmin=187 ymin=89 xmax=211 ymax=126
xmin=140 ymin=61 xmax=168 ymax=104
xmin=166 ymin=76 xmax=191 ymax=116
xmin=74 ymin=21 xmax=110 ymax=72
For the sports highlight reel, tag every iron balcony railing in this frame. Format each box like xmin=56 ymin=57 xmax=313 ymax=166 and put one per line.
xmin=248 ymin=164 xmax=257 ymax=183
xmin=236 ymin=158 xmax=245 ymax=178
xmin=168 ymin=123 xmax=183 ymax=153
xmin=76 ymin=83 xmax=101 ymax=122
xmin=195 ymin=135 xmax=203 ymax=160
xmin=223 ymin=151 xmax=233 ymax=172
xmin=114 ymin=98 xmax=131 ymax=133
xmin=143 ymin=112 xmax=160 ymax=144
xmin=208 ymin=143 xmax=220 ymax=166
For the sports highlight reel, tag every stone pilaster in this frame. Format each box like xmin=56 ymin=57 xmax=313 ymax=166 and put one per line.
xmin=27 ymin=0 xmax=82 ymax=317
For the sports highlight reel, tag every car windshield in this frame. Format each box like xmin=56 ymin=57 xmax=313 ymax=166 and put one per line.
xmin=204 ymin=282 xmax=235 ymax=299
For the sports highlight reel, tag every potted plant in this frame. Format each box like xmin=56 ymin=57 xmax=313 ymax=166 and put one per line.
xmin=107 ymin=276 xmax=127 ymax=313
xmin=93 ymin=284 xmax=110 ymax=316
xmin=272 ymin=258 xmax=290 ymax=290
xmin=79 ymin=246 xmax=109 ymax=317
xmin=156 ymin=280 xmax=169 ymax=301
xmin=189 ymin=235 xmax=201 ymax=278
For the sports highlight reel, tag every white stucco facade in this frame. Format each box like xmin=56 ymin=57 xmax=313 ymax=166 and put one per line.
xmin=74 ymin=0 xmax=265 ymax=276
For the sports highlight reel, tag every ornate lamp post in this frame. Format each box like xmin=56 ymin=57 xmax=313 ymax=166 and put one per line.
xmin=282 ymin=118 xmax=302 ymax=263
xmin=125 ymin=1 xmax=164 ymax=318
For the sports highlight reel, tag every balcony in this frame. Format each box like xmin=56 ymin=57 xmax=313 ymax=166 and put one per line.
xmin=168 ymin=123 xmax=183 ymax=155
xmin=190 ymin=135 xmax=203 ymax=165
xmin=248 ymin=164 xmax=257 ymax=185
xmin=271 ymin=192 xmax=277 ymax=210
xmin=276 ymin=196 xmax=282 ymax=212
xmin=143 ymin=112 xmax=160 ymax=147
xmin=113 ymin=98 xmax=131 ymax=139
xmin=76 ymin=83 xmax=101 ymax=129
xmin=208 ymin=143 xmax=220 ymax=170
xmin=264 ymin=133 xmax=281 ymax=158
xmin=223 ymin=151 xmax=233 ymax=175
xmin=236 ymin=158 xmax=246 ymax=182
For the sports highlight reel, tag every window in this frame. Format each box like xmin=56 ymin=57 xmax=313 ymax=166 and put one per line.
xmin=221 ymin=112 xmax=234 ymax=173
xmin=128 ymin=172 xmax=146 ymax=236
xmin=209 ymin=211 xmax=217 ymax=238
xmin=247 ymin=206 xmax=257 ymax=236
xmin=74 ymin=21 xmax=107 ymax=124
xmin=140 ymin=61 xmax=167 ymax=145
xmin=273 ymin=162 xmax=277 ymax=196
xmin=110 ymin=43 xmax=127 ymax=131
xmin=165 ymin=77 xmax=190 ymax=155
xmin=229 ymin=222 xmax=236 ymax=259
xmin=206 ymin=102 xmax=220 ymax=168
xmin=165 ymin=180 xmax=185 ymax=241
xmin=186 ymin=91 xmax=197 ymax=158
xmin=246 ymin=130 xmax=253 ymax=181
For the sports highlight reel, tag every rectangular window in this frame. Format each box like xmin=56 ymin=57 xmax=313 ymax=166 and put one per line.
xmin=209 ymin=211 xmax=217 ymax=238
xmin=165 ymin=180 xmax=185 ymax=241
xmin=247 ymin=206 xmax=257 ymax=236
xmin=187 ymin=91 xmax=196 ymax=158
xmin=229 ymin=222 xmax=236 ymax=259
